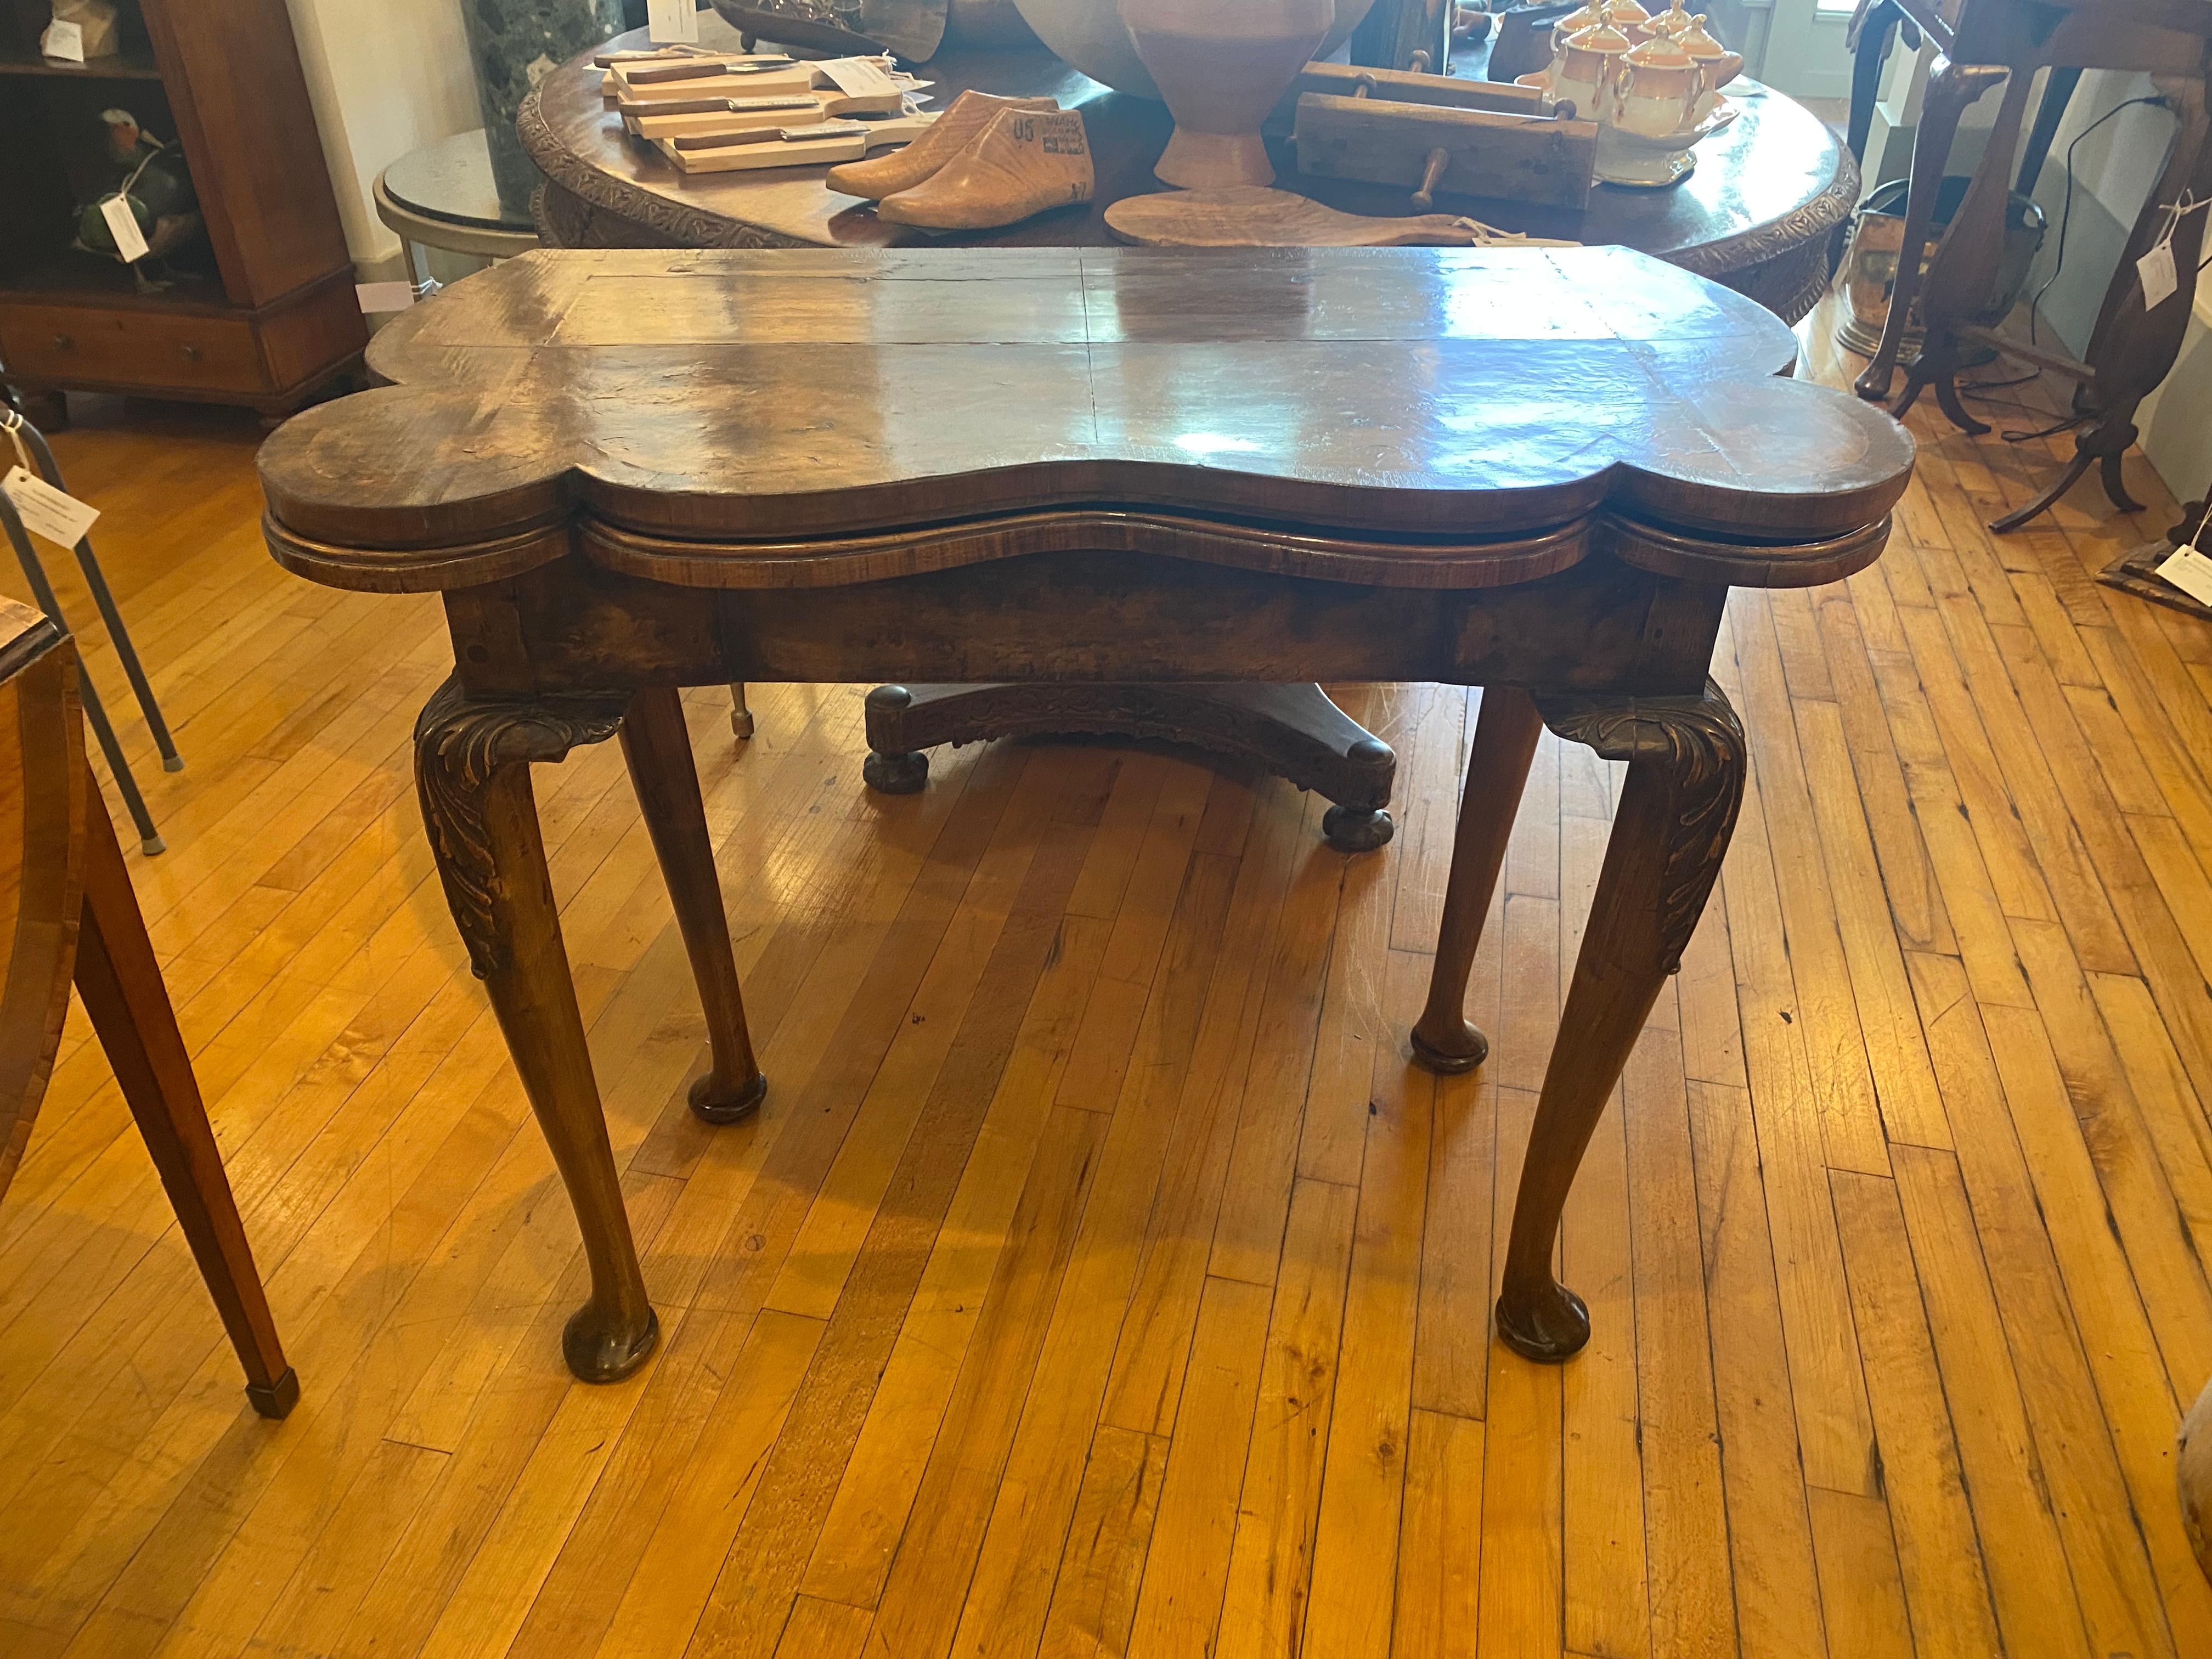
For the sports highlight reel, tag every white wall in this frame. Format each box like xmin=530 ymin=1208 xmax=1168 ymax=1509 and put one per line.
xmin=283 ymin=0 xmax=483 ymax=279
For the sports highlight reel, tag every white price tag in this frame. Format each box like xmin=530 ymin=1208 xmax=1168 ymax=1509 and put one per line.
xmin=356 ymin=281 xmax=416 ymax=313
xmin=99 ymin=195 xmax=150 ymax=263
xmin=2140 ymin=238 xmax=2179 ymax=312
xmin=819 ymin=57 xmax=900 ymax=98
xmin=40 ymin=18 xmax=84 ymax=60
xmin=2 ymin=466 xmax=100 ymax=549
xmin=2157 ymin=542 xmax=2212 ymax=607
xmin=647 ymin=0 xmax=700 ymax=43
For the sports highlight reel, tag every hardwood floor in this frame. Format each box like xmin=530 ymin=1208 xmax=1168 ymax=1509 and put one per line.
xmin=4 ymin=298 xmax=2211 ymax=1658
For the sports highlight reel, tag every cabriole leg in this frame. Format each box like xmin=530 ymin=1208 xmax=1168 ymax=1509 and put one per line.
xmin=1410 ymin=686 xmax=1544 ymax=1073
xmin=415 ymin=678 xmax=657 ymax=1384
xmin=1496 ymin=679 xmax=1746 ymax=1361
xmin=1854 ymin=57 xmax=2006 ymax=403
xmin=621 ymin=686 xmax=768 ymax=1124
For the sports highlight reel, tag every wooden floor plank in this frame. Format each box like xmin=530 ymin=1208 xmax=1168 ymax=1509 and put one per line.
xmin=1121 ymin=1278 xmax=1270 ymax=1658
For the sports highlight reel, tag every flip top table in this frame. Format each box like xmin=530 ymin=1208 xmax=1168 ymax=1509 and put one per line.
xmin=260 ymin=246 xmax=1914 ymax=1383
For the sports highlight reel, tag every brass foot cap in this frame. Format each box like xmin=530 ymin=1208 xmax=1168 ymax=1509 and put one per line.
xmin=564 ymin=1304 xmax=660 ymax=1384
xmin=1323 ymin=804 xmax=1393 ymax=853
xmin=690 ymin=1068 xmax=768 ymax=1126
xmin=245 ymin=1367 xmax=300 ymax=1419
xmin=1409 ymin=1019 xmax=1488 ymax=1075
xmin=1496 ymin=1284 xmax=1590 ymax=1363
xmin=865 ymin=749 xmax=929 ymax=794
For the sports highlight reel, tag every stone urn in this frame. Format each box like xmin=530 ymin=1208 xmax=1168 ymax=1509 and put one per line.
xmin=1121 ymin=0 xmax=1335 ymax=189
xmin=462 ymin=0 xmax=628 ymax=214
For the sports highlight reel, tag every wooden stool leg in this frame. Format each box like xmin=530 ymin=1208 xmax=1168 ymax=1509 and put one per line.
xmin=415 ymin=678 xmax=657 ymax=1384
xmin=1854 ymin=57 xmax=2006 ymax=402
xmin=1411 ymin=685 xmax=1543 ymax=1073
xmin=71 ymin=770 xmax=297 ymax=1418
xmin=1901 ymin=62 xmax=2037 ymax=432
xmin=1496 ymin=680 xmax=1745 ymax=1362
xmin=620 ymin=686 xmax=768 ymax=1125
xmin=728 ymin=682 xmax=754 ymax=740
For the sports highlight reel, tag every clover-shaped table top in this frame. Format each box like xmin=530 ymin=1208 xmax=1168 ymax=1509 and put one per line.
xmin=259 ymin=247 xmax=1912 ymax=593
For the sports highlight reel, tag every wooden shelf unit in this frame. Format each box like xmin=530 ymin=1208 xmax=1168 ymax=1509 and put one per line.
xmin=0 ymin=0 xmax=365 ymax=420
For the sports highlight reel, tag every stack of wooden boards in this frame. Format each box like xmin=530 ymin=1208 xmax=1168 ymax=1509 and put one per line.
xmin=601 ymin=46 xmax=939 ymax=174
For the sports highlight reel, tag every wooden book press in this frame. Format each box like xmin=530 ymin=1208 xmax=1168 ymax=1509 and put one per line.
xmin=0 ymin=598 xmax=295 ymax=1418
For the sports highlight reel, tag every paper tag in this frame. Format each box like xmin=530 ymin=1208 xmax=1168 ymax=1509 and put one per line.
xmin=647 ymin=0 xmax=700 ymax=43
xmin=356 ymin=281 xmax=417 ymax=313
xmin=99 ymin=195 xmax=150 ymax=263
xmin=819 ymin=57 xmax=899 ymax=98
xmin=40 ymin=18 xmax=84 ymax=60
xmin=2157 ymin=542 xmax=2212 ymax=607
xmin=2141 ymin=238 xmax=2178 ymax=311
xmin=2 ymin=466 xmax=100 ymax=549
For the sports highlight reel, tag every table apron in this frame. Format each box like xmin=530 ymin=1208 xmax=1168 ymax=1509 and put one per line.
xmin=440 ymin=548 xmax=1726 ymax=701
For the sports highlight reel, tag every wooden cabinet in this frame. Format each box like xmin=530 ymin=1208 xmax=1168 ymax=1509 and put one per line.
xmin=0 ymin=0 xmax=365 ymax=420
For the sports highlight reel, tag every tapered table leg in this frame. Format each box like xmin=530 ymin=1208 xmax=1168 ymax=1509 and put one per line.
xmin=72 ymin=766 xmax=297 ymax=1417
xmin=1495 ymin=679 xmax=1746 ymax=1361
xmin=620 ymin=686 xmax=767 ymax=1125
xmin=1853 ymin=57 xmax=2006 ymax=403
xmin=415 ymin=678 xmax=656 ymax=1384
xmin=1411 ymin=686 xmax=1544 ymax=1074
xmin=1897 ymin=62 xmax=2035 ymax=430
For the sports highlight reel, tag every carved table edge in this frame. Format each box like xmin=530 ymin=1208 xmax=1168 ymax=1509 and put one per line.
xmin=518 ymin=90 xmax=820 ymax=253
xmin=262 ymin=498 xmax=1900 ymax=596
xmin=581 ymin=506 xmax=1597 ymax=591
xmin=263 ymin=513 xmax=573 ymax=595
xmin=1599 ymin=511 xmax=1894 ymax=587
xmin=1668 ymin=137 xmax=1861 ymax=286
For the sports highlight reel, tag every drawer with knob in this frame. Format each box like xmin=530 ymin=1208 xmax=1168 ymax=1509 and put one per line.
xmin=0 ymin=301 xmax=268 ymax=397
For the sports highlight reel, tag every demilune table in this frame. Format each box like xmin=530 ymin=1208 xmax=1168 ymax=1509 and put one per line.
xmin=258 ymin=246 xmax=1914 ymax=1383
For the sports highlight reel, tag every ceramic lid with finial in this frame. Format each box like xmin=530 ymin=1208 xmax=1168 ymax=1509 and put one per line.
xmin=1623 ymin=30 xmax=1693 ymax=65
xmin=1551 ymin=0 xmax=1607 ymax=40
xmin=1645 ymin=0 xmax=1694 ymax=36
xmin=1601 ymin=0 xmax=1652 ymax=31
xmin=1678 ymin=13 xmax=1731 ymax=58
xmin=1563 ymin=19 xmax=1635 ymax=54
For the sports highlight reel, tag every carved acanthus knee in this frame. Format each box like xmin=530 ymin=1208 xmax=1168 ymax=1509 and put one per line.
xmin=1535 ymin=676 xmax=1747 ymax=975
xmin=414 ymin=677 xmax=628 ymax=976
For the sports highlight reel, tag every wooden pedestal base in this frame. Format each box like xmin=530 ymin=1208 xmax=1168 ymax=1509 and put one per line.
xmin=860 ymin=681 xmax=1399 ymax=851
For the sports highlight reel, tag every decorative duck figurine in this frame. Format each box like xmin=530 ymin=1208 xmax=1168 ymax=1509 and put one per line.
xmin=72 ymin=109 xmax=202 ymax=291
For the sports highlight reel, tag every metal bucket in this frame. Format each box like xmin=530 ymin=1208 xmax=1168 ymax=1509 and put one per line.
xmin=1836 ymin=176 xmax=2046 ymax=362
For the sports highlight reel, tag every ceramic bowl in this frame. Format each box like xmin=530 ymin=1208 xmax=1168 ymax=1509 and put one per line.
xmin=1011 ymin=0 xmax=1377 ymax=98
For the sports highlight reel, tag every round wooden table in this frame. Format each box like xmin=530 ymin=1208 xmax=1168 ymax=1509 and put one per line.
xmin=517 ymin=21 xmax=1860 ymax=847
xmin=521 ymin=20 xmax=1858 ymax=323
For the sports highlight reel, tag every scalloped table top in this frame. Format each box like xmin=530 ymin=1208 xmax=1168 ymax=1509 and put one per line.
xmin=259 ymin=246 xmax=1912 ymax=592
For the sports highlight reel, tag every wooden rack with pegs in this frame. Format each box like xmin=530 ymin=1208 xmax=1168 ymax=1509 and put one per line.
xmin=1294 ymin=85 xmax=1595 ymax=209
